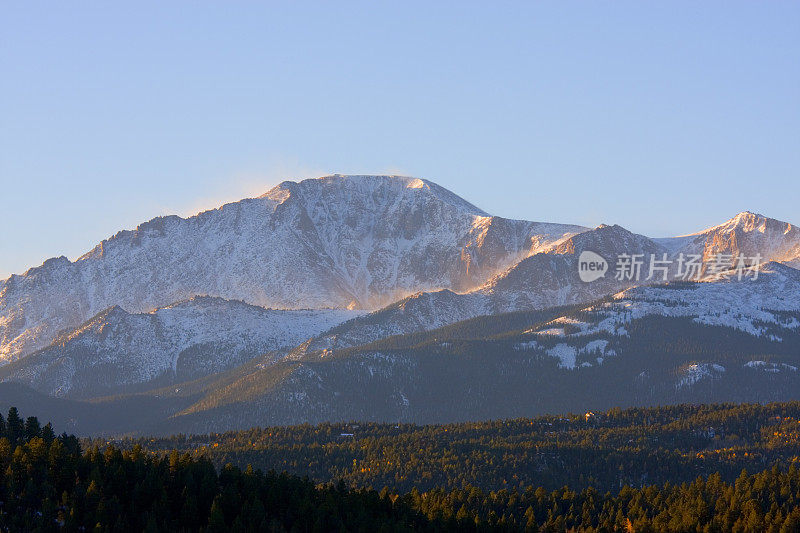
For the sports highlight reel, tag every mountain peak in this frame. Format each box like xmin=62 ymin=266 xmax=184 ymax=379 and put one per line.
xmin=729 ymin=211 xmax=768 ymax=226
xmin=688 ymin=211 xmax=785 ymax=237
xmin=547 ymin=223 xmax=661 ymax=257
xmin=735 ymin=210 xmax=764 ymax=218
xmin=261 ymin=174 xmax=490 ymax=217
xmin=663 ymin=211 xmax=800 ymax=269
xmin=262 ymin=174 xmax=428 ymax=192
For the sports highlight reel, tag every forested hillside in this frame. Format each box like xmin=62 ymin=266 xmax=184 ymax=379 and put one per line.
xmin=4 ymin=404 xmax=800 ymax=531
xmin=117 ymin=402 xmax=800 ymax=494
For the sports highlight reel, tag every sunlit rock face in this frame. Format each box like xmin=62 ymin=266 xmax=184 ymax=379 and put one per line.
xmin=657 ymin=211 xmax=800 ymax=267
xmin=0 ymin=175 xmax=585 ymax=362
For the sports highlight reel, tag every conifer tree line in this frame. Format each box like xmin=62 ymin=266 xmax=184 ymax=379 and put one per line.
xmin=1 ymin=404 xmax=800 ymax=531
xmin=118 ymin=402 xmax=800 ymax=494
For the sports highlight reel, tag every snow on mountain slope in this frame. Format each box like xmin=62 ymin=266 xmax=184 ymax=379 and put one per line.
xmin=296 ymin=224 xmax=671 ymax=353
xmin=299 ymin=224 xmax=800 ymax=358
xmin=675 ymin=363 xmax=726 ymax=390
xmin=0 ymin=175 xmax=586 ymax=363
xmin=526 ymin=262 xmax=800 ymax=344
xmin=157 ymin=265 xmax=800 ymax=431
xmin=598 ymin=262 xmax=800 ymax=338
xmin=289 ymin=290 xmax=489 ymax=356
xmin=656 ymin=211 xmax=800 ymax=267
xmin=479 ymin=224 xmax=670 ymax=309
xmin=5 ymin=264 xmax=797 ymax=433
xmin=0 ymin=296 xmax=359 ymax=398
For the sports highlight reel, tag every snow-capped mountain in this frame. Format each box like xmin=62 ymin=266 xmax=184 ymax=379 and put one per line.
xmin=0 ymin=175 xmax=585 ymax=363
xmin=0 ymin=296 xmax=358 ymax=398
xmin=2 ymin=173 xmax=800 ymax=429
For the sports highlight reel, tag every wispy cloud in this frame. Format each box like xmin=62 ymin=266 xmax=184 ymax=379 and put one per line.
xmin=157 ymin=162 xmax=328 ymax=219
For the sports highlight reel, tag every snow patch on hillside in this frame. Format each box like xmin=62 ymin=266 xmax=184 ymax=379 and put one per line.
xmin=546 ymin=344 xmax=578 ymax=369
xmin=677 ymin=363 xmax=726 ymax=389
xmin=553 ymin=263 xmax=800 ymax=340
xmin=744 ymin=361 xmax=798 ymax=373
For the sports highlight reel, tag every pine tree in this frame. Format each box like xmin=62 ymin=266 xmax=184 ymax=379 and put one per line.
xmin=6 ymin=407 xmax=23 ymax=442
xmin=207 ymin=498 xmax=227 ymax=532
xmin=24 ymin=416 xmax=41 ymax=440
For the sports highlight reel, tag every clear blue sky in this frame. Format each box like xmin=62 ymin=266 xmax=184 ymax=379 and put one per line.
xmin=2 ymin=2 xmax=798 ymax=279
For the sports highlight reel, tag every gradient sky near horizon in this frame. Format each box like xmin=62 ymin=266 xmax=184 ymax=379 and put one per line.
xmin=1 ymin=2 xmax=798 ymax=279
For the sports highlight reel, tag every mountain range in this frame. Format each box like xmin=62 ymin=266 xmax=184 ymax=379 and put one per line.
xmin=1 ymin=174 xmax=798 ymax=435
